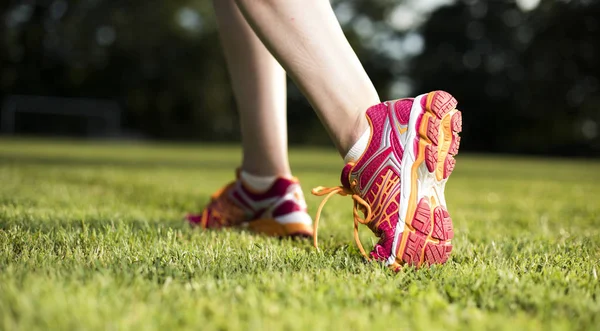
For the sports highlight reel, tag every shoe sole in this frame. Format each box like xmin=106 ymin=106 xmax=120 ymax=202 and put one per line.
xmin=391 ymin=91 xmax=461 ymax=269
xmin=187 ymin=214 xmax=313 ymax=238
xmin=247 ymin=218 xmax=314 ymax=238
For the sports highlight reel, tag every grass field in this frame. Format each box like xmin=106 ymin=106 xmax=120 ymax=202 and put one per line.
xmin=0 ymin=138 xmax=599 ymax=330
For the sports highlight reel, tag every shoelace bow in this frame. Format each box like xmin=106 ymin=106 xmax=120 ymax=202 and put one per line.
xmin=311 ymin=182 xmax=374 ymax=260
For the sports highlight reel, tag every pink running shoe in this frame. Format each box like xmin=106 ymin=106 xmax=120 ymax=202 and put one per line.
xmin=187 ymin=171 xmax=313 ymax=237
xmin=313 ymin=90 xmax=461 ymax=270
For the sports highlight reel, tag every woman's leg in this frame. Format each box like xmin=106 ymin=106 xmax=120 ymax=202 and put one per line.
xmin=234 ymin=0 xmax=380 ymax=156
xmin=186 ymin=0 xmax=313 ymax=238
xmin=213 ymin=0 xmax=290 ymax=177
xmin=233 ymin=0 xmax=462 ymax=269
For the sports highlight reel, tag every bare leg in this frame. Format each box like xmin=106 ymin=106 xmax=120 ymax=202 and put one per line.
xmin=214 ymin=0 xmax=291 ymax=177
xmin=234 ymin=0 xmax=380 ymax=156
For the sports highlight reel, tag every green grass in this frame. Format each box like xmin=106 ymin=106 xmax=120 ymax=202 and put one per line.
xmin=0 ymin=138 xmax=599 ymax=331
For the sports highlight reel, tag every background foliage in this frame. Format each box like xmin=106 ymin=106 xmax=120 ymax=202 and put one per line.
xmin=1 ymin=0 xmax=599 ymax=155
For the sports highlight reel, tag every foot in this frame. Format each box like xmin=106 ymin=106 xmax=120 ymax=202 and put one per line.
xmin=312 ymin=90 xmax=461 ymax=269
xmin=187 ymin=170 xmax=314 ymax=237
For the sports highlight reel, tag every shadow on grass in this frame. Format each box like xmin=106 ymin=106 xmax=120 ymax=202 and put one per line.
xmin=0 ymin=216 xmax=355 ymax=258
xmin=0 ymin=216 xmax=316 ymax=249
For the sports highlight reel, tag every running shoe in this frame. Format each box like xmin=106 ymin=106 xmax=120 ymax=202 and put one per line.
xmin=187 ymin=171 xmax=314 ymax=237
xmin=312 ymin=90 xmax=461 ymax=269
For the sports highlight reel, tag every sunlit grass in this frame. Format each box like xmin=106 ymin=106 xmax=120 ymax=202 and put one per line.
xmin=1 ymin=138 xmax=599 ymax=330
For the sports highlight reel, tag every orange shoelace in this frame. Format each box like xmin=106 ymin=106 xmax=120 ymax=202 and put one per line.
xmin=311 ymin=183 xmax=374 ymax=261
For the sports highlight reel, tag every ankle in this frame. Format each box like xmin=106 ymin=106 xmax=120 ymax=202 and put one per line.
xmin=342 ymin=108 xmax=371 ymax=163
xmin=344 ymin=128 xmax=370 ymax=163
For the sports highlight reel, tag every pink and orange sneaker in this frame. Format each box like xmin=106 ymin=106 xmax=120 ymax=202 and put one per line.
xmin=313 ymin=90 xmax=461 ymax=270
xmin=187 ymin=171 xmax=313 ymax=237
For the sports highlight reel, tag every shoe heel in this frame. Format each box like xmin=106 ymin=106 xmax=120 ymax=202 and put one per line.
xmin=401 ymin=197 xmax=454 ymax=267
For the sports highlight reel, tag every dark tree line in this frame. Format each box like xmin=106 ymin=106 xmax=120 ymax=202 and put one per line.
xmin=1 ymin=0 xmax=598 ymax=156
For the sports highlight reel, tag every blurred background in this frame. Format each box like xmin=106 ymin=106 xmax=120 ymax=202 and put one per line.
xmin=0 ymin=0 xmax=598 ymax=156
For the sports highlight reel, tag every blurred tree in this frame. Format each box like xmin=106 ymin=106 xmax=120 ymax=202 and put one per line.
xmin=412 ymin=0 xmax=600 ymax=155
